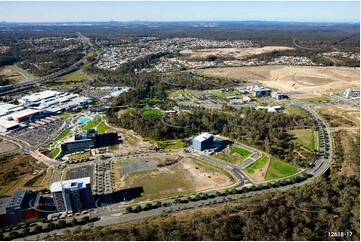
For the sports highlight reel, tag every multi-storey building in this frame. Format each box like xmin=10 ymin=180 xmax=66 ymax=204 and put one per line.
xmin=50 ymin=177 xmax=94 ymax=213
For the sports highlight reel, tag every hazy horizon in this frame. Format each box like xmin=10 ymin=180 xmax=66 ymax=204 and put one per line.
xmin=0 ymin=1 xmax=359 ymax=23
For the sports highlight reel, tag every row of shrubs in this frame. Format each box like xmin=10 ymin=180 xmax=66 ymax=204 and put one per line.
xmin=67 ymin=157 xmax=91 ymax=164
xmin=1 ymin=216 xmax=93 ymax=240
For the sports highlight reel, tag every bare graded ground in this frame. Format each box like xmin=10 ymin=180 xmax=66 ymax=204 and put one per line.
xmin=0 ymin=65 xmax=21 ymax=82
xmin=0 ymin=140 xmax=18 ymax=153
xmin=200 ymin=66 xmax=360 ymax=99
xmin=104 ymin=120 xmax=154 ymax=152
xmin=114 ymin=156 xmax=233 ymax=202
xmin=246 ymin=155 xmax=271 ymax=182
xmin=182 ymin=46 xmax=294 ymax=60
xmin=314 ymin=105 xmax=360 ymax=177
xmin=183 ymin=157 xmax=233 ymax=191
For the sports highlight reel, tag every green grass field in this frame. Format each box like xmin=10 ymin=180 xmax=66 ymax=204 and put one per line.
xmin=168 ymin=89 xmax=186 ymax=98
xmin=96 ymin=122 xmax=110 ymax=134
xmin=82 ymin=115 xmax=102 ymax=130
xmin=50 ymin=148 xmax=60 ymax=159
xmin=145 ymin=138 xmax=184 ymax=149
xmin=68 ymin=151 xmax=91 ymax=161
xmin=142 ymin=109 xmax=162 ymax=116
xmin=265 ymin=158 xmax=299 ymax=180
xmin=244 ymin=155 xmax=268 ymax=174
xmin=58 ymin=112 xmax=72 ymax=120
xmin=285 ymin=105 xmax=309 ymax=117
xmin=211 ymin=90 xmax=236 ymax=97
xmin=215 ymin=145 xmax=253 ymax=164
xmin=52 ymin=128 xmax=70 ymax=143
xmin=59 ymin=70 xmax=90 ymax=81
xmin=300 ymin=96 xmax=332 ymax=103
xmin=289 ymin=129 xmax=317 ymax=151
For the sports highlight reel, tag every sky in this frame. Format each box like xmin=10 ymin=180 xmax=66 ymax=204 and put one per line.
xmin=0 ymin=1 xmax=359 ymax=23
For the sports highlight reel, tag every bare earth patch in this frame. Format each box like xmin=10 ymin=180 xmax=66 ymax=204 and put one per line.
xmin=0 ymin=140 xmax=18 ymax=153
xmin=200 ymin=66 xmax=360 ymax=99
xmin=114 ymin=156 xmax=233 ymax=202
xmin=247 ymin=155 xmax=271 ymax=182
xmin=183 ymin=46 xmax=294 ymax=60
xmin=182 ymin=158 xmax=232 ymax=191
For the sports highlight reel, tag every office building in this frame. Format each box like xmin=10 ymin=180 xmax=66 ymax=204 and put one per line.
xmin=50 ymin=177 xmax=94 ymax=213
xmin=192 ymin=133 xmax=214 ymax=151
xmin=344 ymin=89 xmax=360 ymax=99
xmin=0 ymin=190 xmax=39 ymax=226
xmin=61 ymin=139 xmax=95 ymax=154
xmin=271 ymin=91 xmax=287 ymax=100
xmin=252 ymin=87 xmax=271 ymax=97
xmin=61 ymin=129 xmax=119 ymax=154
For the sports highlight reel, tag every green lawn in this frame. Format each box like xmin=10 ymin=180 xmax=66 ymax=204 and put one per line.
xmin=82 ymin=115 xmax=102 ymax=130
xmin=96 ymin=122 xmax=110 ymax=134
xmin=265 ymin=158 xmax=299 ymax=180
xmin=53 ymin=128 xmax=70 ymax=143
xmin=289 ymin=129 xmax=317 ymax=151
xmin=142 ymin=109 xmax=162 ymax=116
xmin=68 ymin=151 xmax=91 ymax=161
xmin=244 ymin=155 xmax=268 ymax=174
xmin=230 ymin=145 xmax=252 ymax=157
xmin=215 ymin=145 xmax=253 ymax=165
xmin=50 ymin=148 xmax=60 ymax=159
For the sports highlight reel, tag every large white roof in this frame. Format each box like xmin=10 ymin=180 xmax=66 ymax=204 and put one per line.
xmin=50 ymin=177 xmax=91 ymax=192
xmin=19 ymin=90 xmax=61 ymax=103
xmin=11 ymin=109 xmax=39 ymax=120
xmin=194 ymin=132 xmax=213 ymax=142
xmin=0 ymin=119 xmax=19 ymax=129
xmin=0 ymin=103 xmax=19 ymax=116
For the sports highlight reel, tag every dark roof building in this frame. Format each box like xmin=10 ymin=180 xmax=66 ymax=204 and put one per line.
xmin=61 ymin=129 xmax=119 ymax=154
xmin=0 ymin=190 xmax=39 ymax=227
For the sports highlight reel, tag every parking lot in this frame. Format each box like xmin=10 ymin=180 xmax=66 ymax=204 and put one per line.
xmin=122 ymin=159 xmax=158 ymax=174
xmin=65 ymin=165 xmax=94 ymax=185
xmin=10 ymin=118 xmax=64 ymax=145
xmin=95 ymin=161 xmax=112 ymax=196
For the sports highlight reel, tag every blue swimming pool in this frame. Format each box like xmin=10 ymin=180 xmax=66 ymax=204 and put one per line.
xmin=78 ymin=116 xmax=91 ymax=125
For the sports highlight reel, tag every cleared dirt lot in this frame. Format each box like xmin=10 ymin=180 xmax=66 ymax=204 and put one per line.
xmin=0 ymin=65 xmax=21 ymax=82
xmin=113 ymin=156 xmax=234 ymax=202
xmin=200 ymin=66 xmax=360 ymax=99
xmin=0 ymin=140 xmax=18 ymax=153
xmin=182 ymin=46 xmax=293 ymax=60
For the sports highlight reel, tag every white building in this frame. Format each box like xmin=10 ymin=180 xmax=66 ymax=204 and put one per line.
xmin=344 ymin=89 xmax=360 ymax=99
